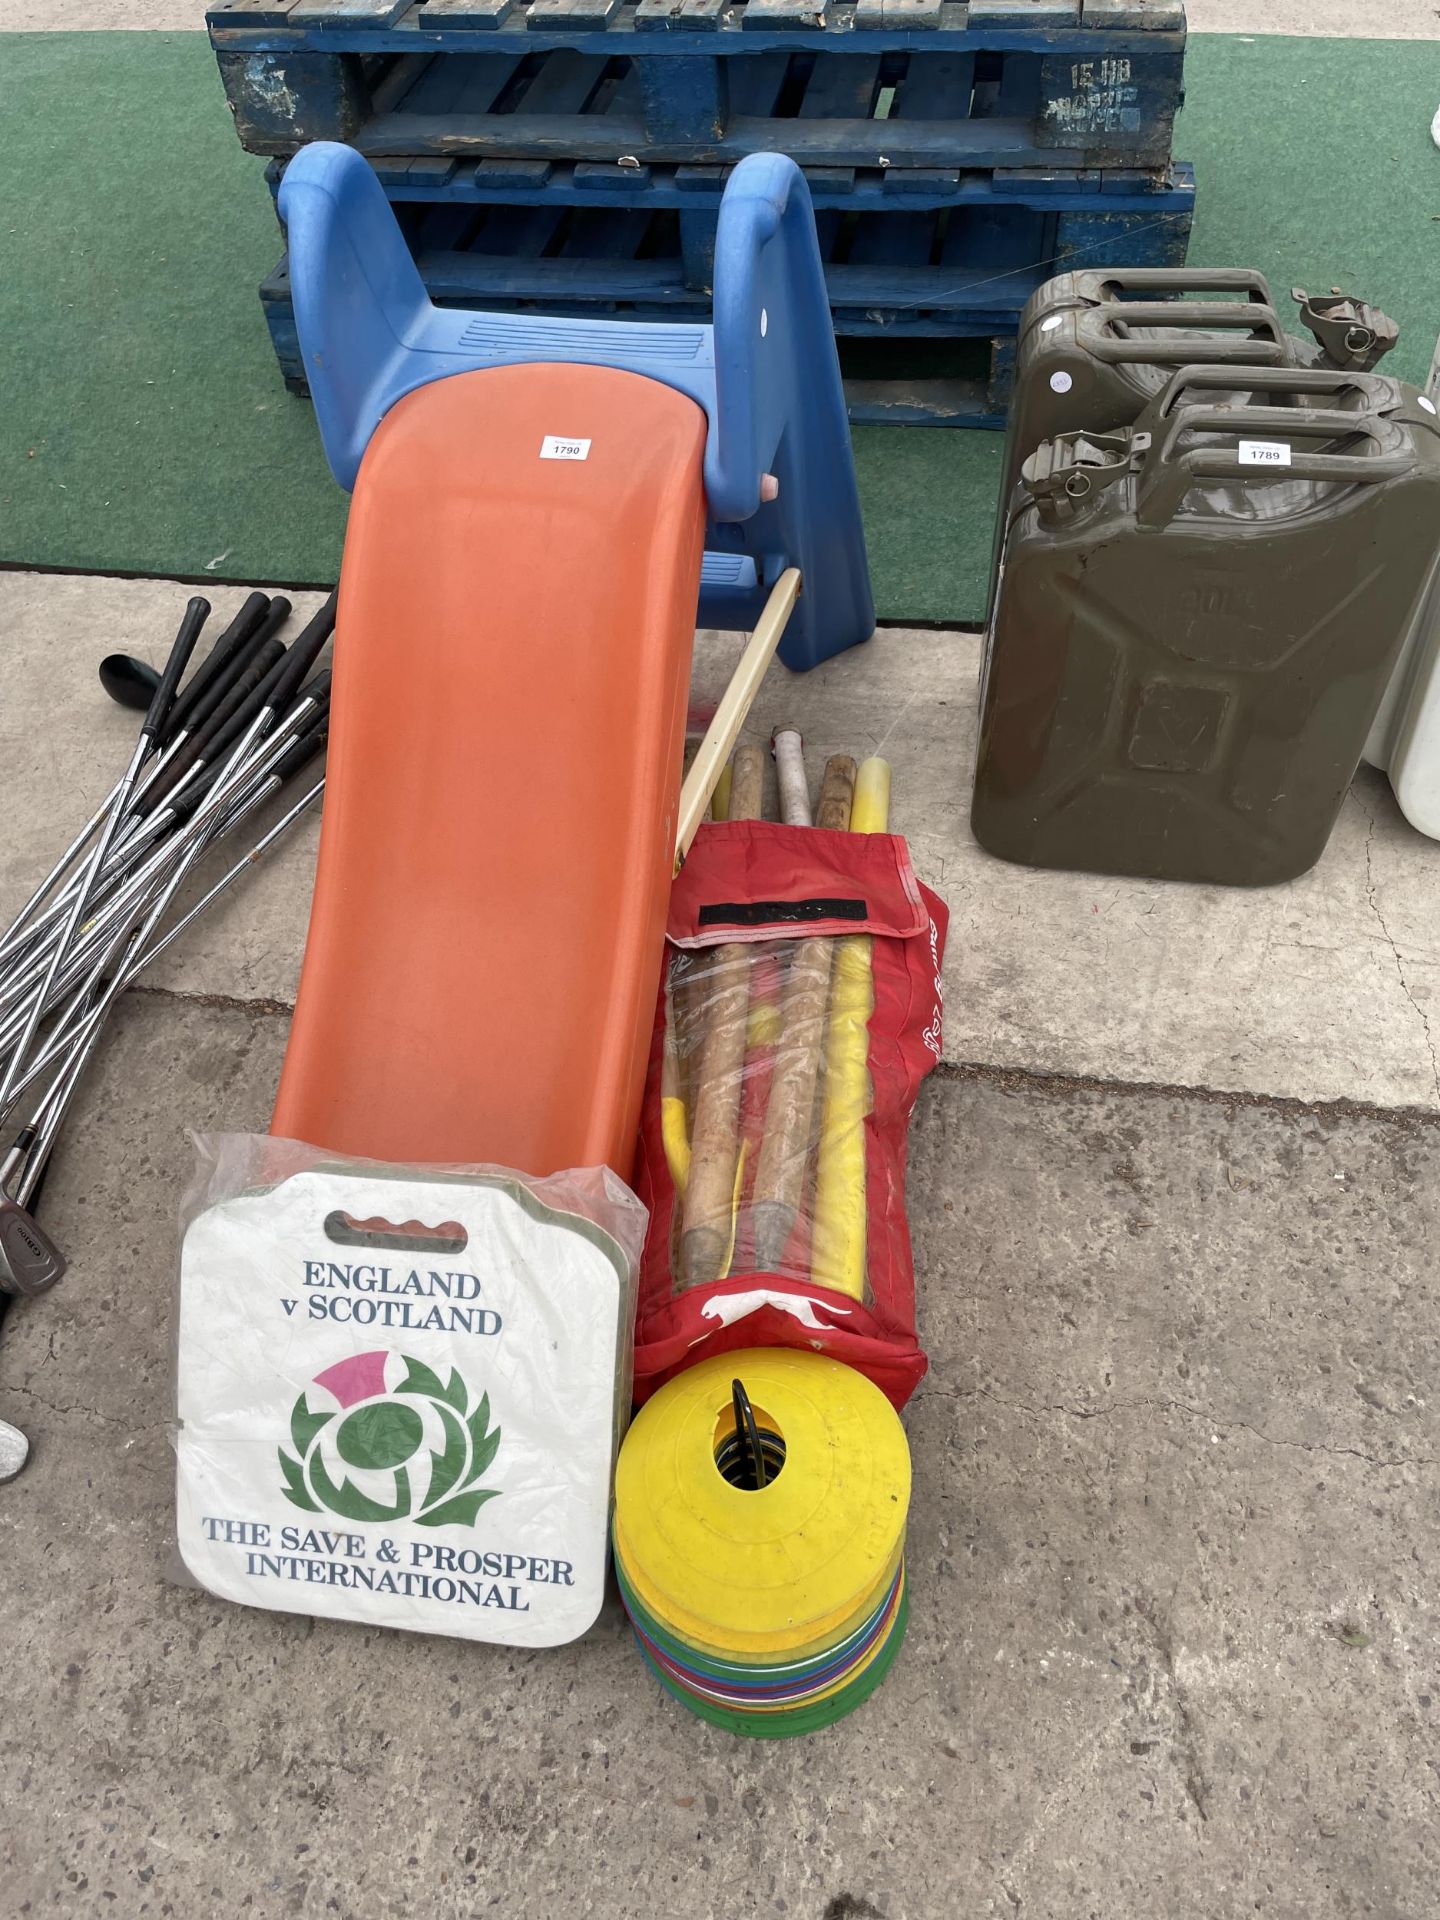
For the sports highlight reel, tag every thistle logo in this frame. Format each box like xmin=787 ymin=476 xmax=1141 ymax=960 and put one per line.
xmin=279 ymin=1350 xmax=502 ymax=1529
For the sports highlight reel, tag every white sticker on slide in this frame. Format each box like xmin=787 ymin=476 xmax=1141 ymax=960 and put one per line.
xmin=1238 ymin=440 xmax=1292 ymax=468
xmin=540 ymin=436 xmax=592 ymax=461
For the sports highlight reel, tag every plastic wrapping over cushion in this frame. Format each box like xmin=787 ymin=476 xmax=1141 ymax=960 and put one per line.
xmin=174 ymin=1133 xmax=645 ymax=1647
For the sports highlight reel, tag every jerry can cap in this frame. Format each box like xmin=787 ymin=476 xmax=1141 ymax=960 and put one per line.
xmin=1021 ymin=429 xmax=1149 ymax=524
xmin=1292 ymin=288 xmax=1400 ymax=373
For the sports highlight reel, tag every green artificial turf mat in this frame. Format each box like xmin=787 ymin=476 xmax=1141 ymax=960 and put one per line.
xmin=1 ymin=32 xmax=1438 ymax=623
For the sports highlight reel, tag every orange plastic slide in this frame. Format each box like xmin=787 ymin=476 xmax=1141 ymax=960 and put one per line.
xmin=272 ymin=361 xmax=708 ymax=1178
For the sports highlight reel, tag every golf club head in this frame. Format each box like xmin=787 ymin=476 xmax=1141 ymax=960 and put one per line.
xmin=0 ymin=1199 xmax=65 ymax=1298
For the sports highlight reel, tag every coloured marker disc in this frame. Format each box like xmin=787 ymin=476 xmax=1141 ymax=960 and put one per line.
xmin=613 ymin=1348 xmax=910 ymax=1661
xmin=614 ymin=1554 xmax=902 ymax=1691
xmin=634 ymin=1583 xmax=911 ymax=1740
xmin=628 ymin=1567 xmax=906 ymax=1712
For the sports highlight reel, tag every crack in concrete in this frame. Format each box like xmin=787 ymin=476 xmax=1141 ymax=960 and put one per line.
xmin=931 ymin=1057 xmax=1440 ymax=1129
xmin=5 ymin=1379 xmax=169 ymax=1435
xmin=932 ymin=1382 xmax=1437 ymax=1473
xmin=129 ymin=984 xmax=294 ymax=1021
xmin=126 ymin=977 xmax=1440 ymax=1126
xmin=1356 ymin=793 xmax=1440 ymax=1107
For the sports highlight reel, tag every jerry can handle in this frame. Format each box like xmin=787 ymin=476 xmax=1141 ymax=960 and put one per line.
xmin=1087 ymin=302 xmax=1289 ymax=367
xmin=1152 ymin=363 xmax=1381 ymax=418
xmin=1138 ymin=403 xmax=1410 ymax=527
xmin=1087 ymin=267 xmax=1276 ymax=306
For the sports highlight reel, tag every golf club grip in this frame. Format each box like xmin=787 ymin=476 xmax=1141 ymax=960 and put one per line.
xmin=163 ymin=591 xmax=270 ymax=741
xmin=164 ymin=751 xmax=232 ymax=826
xmin=292 ymin=668 xmax=332 ymax=726
xmin=139 ymin=639 xmax=287 ymax=813
xmin=143 ymin=597 xmax=209 ymax=740
xmin=171 ymin=597 xmax=291 ymax=744
xmin=191 ymin=640 xmax=305 ymax=773
xmin=264 ymin=592 xmax=337 ymax=715
xmin=272 ymin=721 xmax=329 ymax=786
xmin=167 ymin=705 xmax=325 ymax=830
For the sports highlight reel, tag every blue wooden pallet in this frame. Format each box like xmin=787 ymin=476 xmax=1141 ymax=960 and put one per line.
xmin=211 ymin=1 xmax=1187 ymax=170
xmin=257 ymin=153 xmax=1193 ymax=423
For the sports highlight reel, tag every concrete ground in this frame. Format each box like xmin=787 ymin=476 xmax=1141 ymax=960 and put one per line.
xmin=4 ymin=0 xmax=1439 ymax=1914
xmin=2 ymin=571 xmax=1439 ymax=1918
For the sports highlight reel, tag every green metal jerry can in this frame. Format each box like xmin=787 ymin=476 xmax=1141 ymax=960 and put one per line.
xmin=1002 ymin=268 xmax=1295 ymax=516
xmin=995 ymin=273 xmax=1401 ymax=612
xmin=973 ymin=368 xmax=1440 ymax=887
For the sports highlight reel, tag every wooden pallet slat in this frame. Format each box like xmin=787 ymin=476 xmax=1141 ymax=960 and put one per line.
xmin=287 ymin=0 xmax=409 ymax=26
xmin=845 ymin=207 xmax=937 ymax=270
xmin=562 ymin=205 xmax=658 ymax=258
xmin=853 ymin=0 xmax=943 ymax=28
xmin=941 ymin=199 xmax=1048 ymax=277
xmin=507 ymin=47 xmax=614 ymax=113
xmin=1053 ymin=194 xmax=1188 ymax=272
xmin=473 ymin=155 xmax=557 ymax=184
xmin=634 ymin=0 xmax=727 ymax=27
xmin=372 ymin=153 xmax=461 ymax=184
xmin=724 ymin=49 xmax=793 ymax=115
xmin=357 ymin=103 xmax=1119 ymax=165
xmin=968 ymin=1 xmax=1079 ymax=21
xmin=802 ymin=163 xmax=858 ymax=191
xmin=367 ymin=51 xmax=435 ymax=115
xmin=741 ymin=0 xmax=829 ymax=31
xmin=882 ymin=163 xmax=961 ymax=193
xmin=602 ymin=58 xmax=647 ymax=116
xmin=891 ymin=48 xmax=976 ymax=123
xmin=798 ymin=53 xmax=883 ymax=121
xmin=528 ymin=0 xmax=624 ymax=28
xmin=267 ymin=149 xmax=1196 ymax=214
xmin=1082 ymin=0 xmax=1185 ymax=24
xmin=468 ymin=201 xmax=571 ymax=255
xmin=574 ymin=157 xmax=655 ymax=186
xmin=208 ymin=0 xmax=301 ymax=24
xmin=992 ymin=162 xmax=1100 ymax=192
xmin=417 ymin=247 xmax=690 ymax=298
xmin=399 ymin=50 xmax=521 ymax=114
xmin=419 ymin=0 xmax=519 ymax=29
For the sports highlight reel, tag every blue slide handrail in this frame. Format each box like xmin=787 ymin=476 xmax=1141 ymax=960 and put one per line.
xmin=278 ymin=143 xmax=874 ymax=670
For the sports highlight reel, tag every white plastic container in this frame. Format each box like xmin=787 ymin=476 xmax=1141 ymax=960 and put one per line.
xmin=1363 ymin=376 xmax=1440 ymax=838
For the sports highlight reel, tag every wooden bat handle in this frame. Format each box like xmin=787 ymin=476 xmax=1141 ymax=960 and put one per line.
xmin=816 ymin=755 xmax=858 ymax=831
xmin=750 ymin=755 xmax=857 ymax=1271
xmin=677 ymin=741 xmax=766 ymax=1287
xmin=771 ymin=727 xmax=811 ymax=827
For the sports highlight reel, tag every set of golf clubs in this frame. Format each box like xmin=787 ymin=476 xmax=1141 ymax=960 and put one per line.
xmin=0 ymin=589 xmax=334 ymax=1321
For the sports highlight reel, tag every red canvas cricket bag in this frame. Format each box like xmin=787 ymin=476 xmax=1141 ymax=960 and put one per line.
xmin=632 ymin=820 xmax=947 ymax=1409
